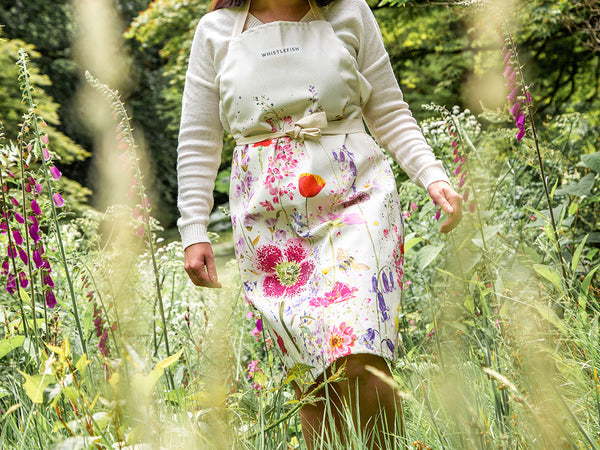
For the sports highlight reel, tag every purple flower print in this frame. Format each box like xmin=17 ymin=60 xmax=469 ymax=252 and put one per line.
xmin=254 ymin=238 xmax=315 ymax=298
xmin=381 ymin=338 xmax=395 ymax=354
xmin=359 ymin=328 xmax=378 ymax=350
xmin=371 ymin=274 xmax=390 ymax=322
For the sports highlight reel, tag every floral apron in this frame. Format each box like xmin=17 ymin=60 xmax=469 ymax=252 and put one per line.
xmin=221 ymin=0 xmax=404 ymax=380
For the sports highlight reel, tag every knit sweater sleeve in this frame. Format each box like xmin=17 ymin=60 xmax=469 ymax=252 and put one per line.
xmin=353 ymin=0 xmax=449 ymax=189
xmin=176 ymin=14 xmax=225 ymax=249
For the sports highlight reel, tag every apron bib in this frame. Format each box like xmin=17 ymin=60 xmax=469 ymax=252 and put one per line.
xmin=219 ymin=0 xmax=404 ymax=381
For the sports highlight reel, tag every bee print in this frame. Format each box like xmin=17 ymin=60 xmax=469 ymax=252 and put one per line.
xmin=336 ymin=248 xmax=369 ymax=272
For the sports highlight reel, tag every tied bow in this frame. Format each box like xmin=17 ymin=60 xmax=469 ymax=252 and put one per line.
xmin=284 ymin=111 xmax=328 ymax=142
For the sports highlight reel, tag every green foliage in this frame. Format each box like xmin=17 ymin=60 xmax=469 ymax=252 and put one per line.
xmin=1 ymin=2 xmax=600 ymax=449
xmin=0 ymin=32 xmax=88 ymax=166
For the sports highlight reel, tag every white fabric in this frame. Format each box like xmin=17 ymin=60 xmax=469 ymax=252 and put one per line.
xmin=235 ymin=113 xmax=365 ymax=145
xmin=177 ymin=0 xmax=450 ymax=249
xmin=224 ymin=1 xmax=406 ymax=379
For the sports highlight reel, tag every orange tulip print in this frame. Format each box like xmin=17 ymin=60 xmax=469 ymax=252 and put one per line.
xmin=298 ymin=173 xmax=326 ymax=198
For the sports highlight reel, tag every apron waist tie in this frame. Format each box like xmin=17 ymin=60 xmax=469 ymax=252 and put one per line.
xmin=235 ymin=111 xmax=365 ymax=145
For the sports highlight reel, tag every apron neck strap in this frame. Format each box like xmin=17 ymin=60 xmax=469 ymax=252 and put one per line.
xmin=232 ymin=1 xmax=251 ymax=38
xmin=232 ymin=0 xmax=325 ymax=37
xmin=308 ymin=0 xmax=325 ymax=20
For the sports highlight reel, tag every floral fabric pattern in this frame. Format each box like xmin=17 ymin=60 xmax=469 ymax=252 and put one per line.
xmin=230 ymin=95 xmax=405 ymax=379
xmin=223 ymin=16 xmax=405 ymax=382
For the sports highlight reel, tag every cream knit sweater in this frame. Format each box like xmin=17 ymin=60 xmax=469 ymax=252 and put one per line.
xmin=177 ymin=0 xmax=450 ymax=249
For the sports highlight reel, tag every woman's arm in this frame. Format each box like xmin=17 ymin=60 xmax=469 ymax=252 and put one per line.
xmin=177 ymin=15 xmax=225 ymax=285
xmin=354 ymin=0 xmax=462 ymax=231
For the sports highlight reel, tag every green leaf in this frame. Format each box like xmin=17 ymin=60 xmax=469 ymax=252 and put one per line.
xmin=471 ymin=225 xmax=503 ymax=248
xmin=581 ymin=152 xmax=600 ymax=173
xmin=464 ymin=295 xmax=475 ymax=314
xmin=555 ymin=173 xmax=596 ymax=197
xmin=132 ymin=368 xmax=163 ymax=398
xmin=404 ymin=235 xmax=423 ymax=253
xmin=533 ymin=264 xmax=564 ymax=293
xmin=416 ymin=244 xmax=445 ymax=271
xmin=0 ymin=335 xmax=25 ymax=360
xmin=19 ymin=287 xmax=30 ymax=304
xmin=156 ymin=348 xmax=184 ymax=369
xmin=20 ymin=372 xmax=56 ymax=404
xmin=571 ymin=235 xmax=588 ymax=273
xmin=581 ymin=265 xmax=599 ymax=296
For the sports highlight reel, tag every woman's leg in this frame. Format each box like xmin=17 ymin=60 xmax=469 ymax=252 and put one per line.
xmin=336 ymin=354 xmax=404 ymax=448
xmin=292 ymin=377 xmax=346 ymax=450
xmin=293 ymin=354 xmax=404 ymax=449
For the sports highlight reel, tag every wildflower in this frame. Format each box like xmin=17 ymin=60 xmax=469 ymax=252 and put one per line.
xmin=49 ymin=166 xmax=62 ymax=180
xmin=41 ymin=135 xmax=49 ymax=145
xmin=52 ymin=193 xmax=64 ymax=207
xmin=45 ymin=290 xmax=57 ymax=308
xmin=43 ymin=273 xmax=54 ymax=288
xmin=247 ymin=360 xmax=260 ymax=380
xmin=32 ymin=249 xmax=43 ymax=268
xmin=18 ymin=272 xmax=28 ymax=288
xmin=29 ymin=223 xmax=40 ymax=242
xmin=98 ymin=330 xmax=109 ymax=356
xmin=31 ymin=200 xmax=41 ymax=216
xmin=501 ymin=42 xmax=529 ymax=142
xmin=18 ymin=247 xmax=28 ymax=265
xmin=251 ymin=318 xmax=262 ymax=340
xmin=12 ymin=229 xmax=23 ymax=246
xmin=6 ymin=273 xmax=17 ymax=294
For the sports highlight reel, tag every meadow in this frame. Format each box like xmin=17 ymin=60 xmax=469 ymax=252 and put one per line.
xmin=1 ymin=0 xmax=599 ymax=448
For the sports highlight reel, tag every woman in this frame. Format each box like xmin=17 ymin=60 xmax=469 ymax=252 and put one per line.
xmin=178 ymin=0 xmax=462 ymax=447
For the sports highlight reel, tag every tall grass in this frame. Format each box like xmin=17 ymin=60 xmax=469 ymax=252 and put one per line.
xmin=0 ymin=0 xmax=599 ymax=448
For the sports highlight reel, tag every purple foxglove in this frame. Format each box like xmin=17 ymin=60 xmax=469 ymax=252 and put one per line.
xmin=31 ymin=200 xmax=41 ymax=216
xmin=49 ymin=166 xmax=62 ymax=180
xmin=43 ymin=273 xmax=54 ymax=288
xmin=18 ymin=247 xmax=28 ymax=265
xmin=45 ymin=290 xmax=57 ymax=308
xmin=53 ymin=193 xmax=64 ymax=207
xmin=29 ymin=223 xmax=40 ymax=242
xmin=33 ymin=249 xmax=43 ymax=268
xmin=18 ymin=272 xmax=29 ymax=288
xmin=12 ymin=229 xmax=24 ymax=246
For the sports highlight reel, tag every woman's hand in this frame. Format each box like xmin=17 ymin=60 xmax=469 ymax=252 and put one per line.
xmin=184 ymin=242 xmax=222 ymax=288
xmin=427 ymin=181 xmax=463 ymax=233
